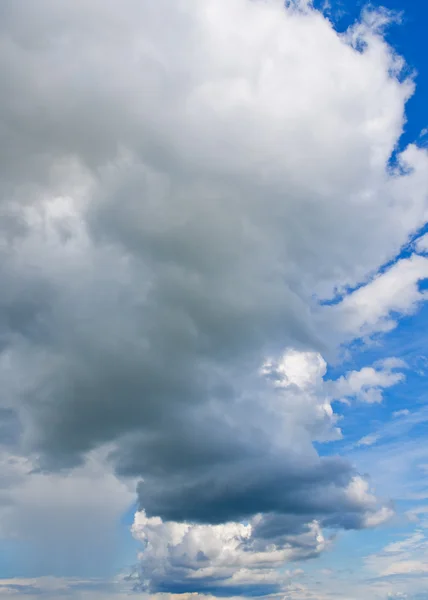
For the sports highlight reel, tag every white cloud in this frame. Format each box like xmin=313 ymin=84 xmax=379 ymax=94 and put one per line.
xmin=263 ymin=350 xmax=405 ymax=441
xmin=330 ymin=255 xmax=428 ymax=340
xmin=345 ymin=476 xmax=393 ymax=527
xmin=356 ymin=434 xmax=381 ymax=447
xmin=132 ymin=510 xmax=324 ymax=595
xmin=329 ymin=359 xmax=406 ymax=404
xmin=394 ymin=409 xmax=411 ymax=418
xmin=262 ymin=350 xmax=327 ymax=391
xmin=366 ymin=530 xmax=428 ymax=577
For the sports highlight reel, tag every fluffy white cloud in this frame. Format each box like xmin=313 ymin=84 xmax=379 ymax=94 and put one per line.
xmin=329 ymin=359 xmax=406 ymax=404
xmin=331 ymin=256 xmax=428 ymax=340
xmin=262 ymin=350 xmax=405 ymax=447
xmin=345 ymin=477 xmax=393 ymax=527
xmin=262 ymin=350 xmax=327 ymax=390
xmin=131 ymin=510 xmax=324 ymax=595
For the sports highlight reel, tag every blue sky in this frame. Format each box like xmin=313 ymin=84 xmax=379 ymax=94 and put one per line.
xmin=1 ymin=1 xmax=428 ymax=599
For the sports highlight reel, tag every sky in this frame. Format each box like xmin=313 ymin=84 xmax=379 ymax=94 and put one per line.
xmin=1 ymin=0 xmax=428 ymax=599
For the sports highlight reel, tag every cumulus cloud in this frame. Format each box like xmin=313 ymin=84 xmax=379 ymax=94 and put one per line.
xmin=0 ymin=0 xmax=427 ymax=594
xmin=131 ymin=474 xmax=392 ymax=595
xmin=329 ymin=359 xmax=406 ymax=404
xmin=132 ymin=511 xmax=309 ymax=596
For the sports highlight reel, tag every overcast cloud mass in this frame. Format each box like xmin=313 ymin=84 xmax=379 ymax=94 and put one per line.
xmin=1 ymin=1 xmax=428 ymax=599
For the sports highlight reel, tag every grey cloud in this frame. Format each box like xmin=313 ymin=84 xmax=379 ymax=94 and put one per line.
xmin=0 ymin=408 xmax=21 ymax=447
xmin=0 ymin=0 xmax=426 ymax=591
xmin=136 ymin=455 xmax=368 ymax=525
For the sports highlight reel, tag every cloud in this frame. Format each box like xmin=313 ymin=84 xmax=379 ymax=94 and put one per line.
xmin=352 ymin=406 xmax=428 ymax=454
xmin=394 ymin=409 xmax=411 ymax=418
xmin=0 ymin=0 xmax=427 ymax=594
xmin=356 ymin=433 xmax=381 ymax=447
xmin=328 ymin=255 xmax=428 ymax=340
xmin=132 ymin=511 xmax=308 ymax=596
xmin=129 ymin=474 xmax=392 ymax=595
xmin=365 ymin=530 xmax=428 ymax=579
xmin=329 ymin=359 xmax=406 ymax=404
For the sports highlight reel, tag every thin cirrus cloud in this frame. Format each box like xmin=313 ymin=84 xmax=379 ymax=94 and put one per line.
xmin=0 ymin=0 xmax=428 ymax=598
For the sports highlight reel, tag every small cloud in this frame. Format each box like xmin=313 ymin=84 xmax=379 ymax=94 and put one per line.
xmin=322 ymin=0 xmax=332 ymax=14
xmin=329 ymin=359 xmax=406 ymax=405
xmin=393 ymin=409 xmax=410 ymax=418
xmin=356 ymin=434 xmax=380 ymax=447
xmin=406 ymin=505 xmax=428 ymax=523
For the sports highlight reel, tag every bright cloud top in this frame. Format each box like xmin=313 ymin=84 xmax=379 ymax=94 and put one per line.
xmin=0 ymin=0 xmax=428 ymax=597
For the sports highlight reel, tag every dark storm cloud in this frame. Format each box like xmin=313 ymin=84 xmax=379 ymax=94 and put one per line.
xmin=136 ymin=455 xmax=364 ymax=524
